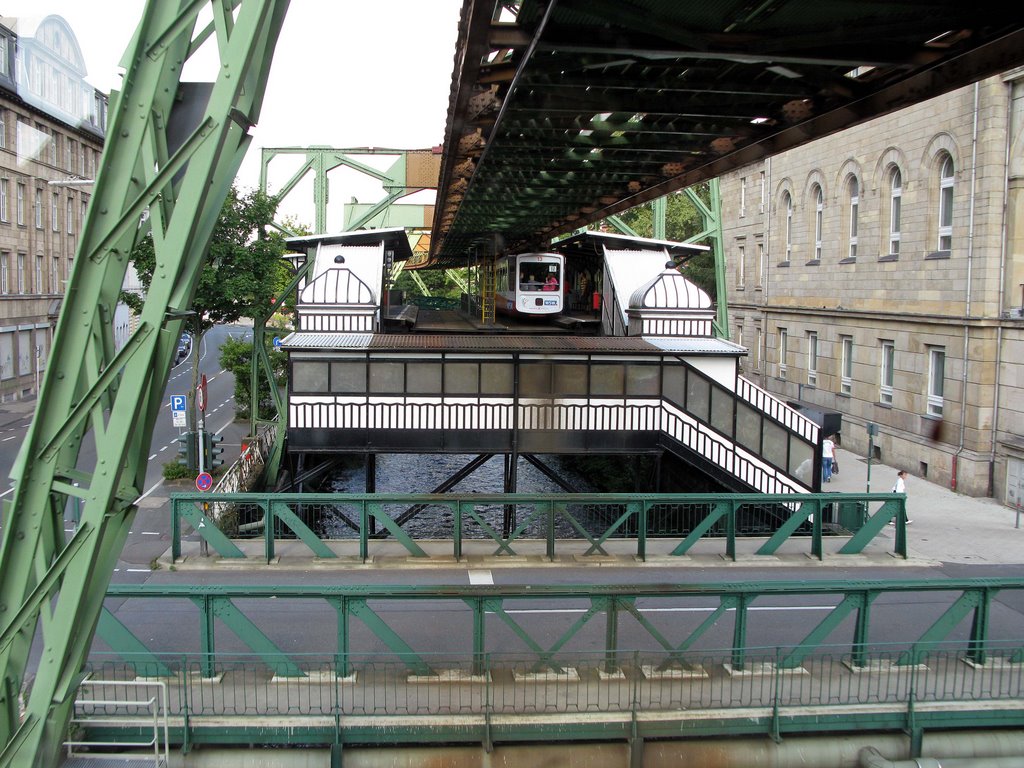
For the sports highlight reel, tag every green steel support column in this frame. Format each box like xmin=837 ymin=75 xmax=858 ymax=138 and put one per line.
xmin=469 ymin=597 xmax=486 ymax=677
xmin=852 ymin=591 xmax=877 ymax=668
xmin=652 ymin=197 xmax=667 ymax=240
xmin=197 ymin=595 xmax=216 ymax=680
xmin=684 ymin=180 xmax=728 ymax=339
xmin=329 ymin=597 xmax=350 ymax=678
xmin=313 ymin=150 xmax=330 ymax=234
xmin=260 ymin=146 xmax=437 ymax=235
xmin=604 ymin=598 xmax=620 ymax=675
xmin=967 ymin=588 xmax=992 ymax=665
xmin=0 ymin=2 xmax=290 ymax=764
xmin=731 ymin=593 xmax=751 ymax=671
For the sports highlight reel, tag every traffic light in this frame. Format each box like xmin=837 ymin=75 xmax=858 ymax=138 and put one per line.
xmin=176 ymin=432 xmax=197 ymax=471
xmin=205 ymin=432 xmax=225 ymax=469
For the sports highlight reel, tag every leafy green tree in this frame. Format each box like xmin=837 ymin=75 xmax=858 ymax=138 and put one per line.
xmin=219 ymin=331 xmax=287 ymax=420
xmin=615 ymin=185 xmax=717 ymax=300
xmin=122 ymin=186 xmax=290 ymax=433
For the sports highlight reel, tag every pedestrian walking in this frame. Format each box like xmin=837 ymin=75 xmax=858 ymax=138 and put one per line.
xmin=821 ymin=437 xmax=835 ymax=483
xmin=889 ymin=470 xmax=913 ymax=524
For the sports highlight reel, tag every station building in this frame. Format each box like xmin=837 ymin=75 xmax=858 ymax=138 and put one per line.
xmin=718 ymin=69 xmax=1024 ymax=506
xmin=0 ymin=15 xmax=107 ymax=402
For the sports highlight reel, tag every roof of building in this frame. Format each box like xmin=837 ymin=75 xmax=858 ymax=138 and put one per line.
xmin=282 ymin=332 xmax=744 ymax=356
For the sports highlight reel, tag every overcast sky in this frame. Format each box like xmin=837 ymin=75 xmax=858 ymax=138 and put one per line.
xmin=4 ymin=1 xmax=464 ymax=228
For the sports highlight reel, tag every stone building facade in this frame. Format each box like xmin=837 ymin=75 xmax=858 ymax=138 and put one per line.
xmin=719 ymin=70 xmax=1024 ymax=506
xmin=0 ymin=15 xmax=107 ymax=402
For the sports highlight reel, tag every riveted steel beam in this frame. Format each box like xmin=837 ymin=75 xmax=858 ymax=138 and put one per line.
xmin=0 ymin=1 xmax=291 ymax=764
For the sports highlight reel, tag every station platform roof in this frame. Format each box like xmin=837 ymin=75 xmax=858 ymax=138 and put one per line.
xmin=281 ymin=332 xmax=745 ymax=356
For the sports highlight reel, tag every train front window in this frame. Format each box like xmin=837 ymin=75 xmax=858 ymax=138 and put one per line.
xmin=519 ymin=261 xmax=559 ymax=292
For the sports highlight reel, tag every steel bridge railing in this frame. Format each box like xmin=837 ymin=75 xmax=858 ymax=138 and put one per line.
xmin=169 ymin=491 xmax=908 ymax=563
xmin=76 ymin=643 xmax=1024 ymax=751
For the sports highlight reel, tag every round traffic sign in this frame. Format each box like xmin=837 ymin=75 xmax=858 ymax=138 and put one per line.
xmin=195 ymin=472 xmax=213 ymax=492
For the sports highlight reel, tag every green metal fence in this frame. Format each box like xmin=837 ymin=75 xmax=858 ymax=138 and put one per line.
xmin=77 ymin=643 xmax=1024 ymax=751
xmin=169 ymin=491 xmax=907 ymax=563
xmin=97 ymin=579 xmax=1018 ymax=684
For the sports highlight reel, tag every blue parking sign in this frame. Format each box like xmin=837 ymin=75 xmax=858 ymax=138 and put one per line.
xmin=170 ymin=395 xmax=186 ymax=411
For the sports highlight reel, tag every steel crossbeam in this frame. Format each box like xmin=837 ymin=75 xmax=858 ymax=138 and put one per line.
xmin=0 ymin=2 xmax=290 ymax=765
xmin=94 ymin=580 xmax=1024 ymax=684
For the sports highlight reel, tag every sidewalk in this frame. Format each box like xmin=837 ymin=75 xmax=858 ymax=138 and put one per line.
xmin=826 ymin=447 xmax=1024 ymax=565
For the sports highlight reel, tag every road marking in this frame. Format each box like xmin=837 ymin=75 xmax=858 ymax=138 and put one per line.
xmin=160 ymin=445 xmax=168 ymax=452
xmin=468 ymin=570 xmax=493 ymax=585
xmin=2 ymin=436 xmax=16 ymax=442
xmin=140 ymin=531 xmax=161 ymax=536
xmin=500 ymin=605 xmax=836 ymax=615
xmin=133 ymin=477 xmax=165 ymax=504
xmin=148 ymin=454 xmax=157 ymax=460
xmin=126 ymin=568 xmax=151 ymax=573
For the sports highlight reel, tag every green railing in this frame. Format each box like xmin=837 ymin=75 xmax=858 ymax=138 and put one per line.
xmin=169 ymin=491 xmax=908 ymax=563
xmin=77 ymin=643 xmax=1024 ymax=752
xmin=98 ymin=579 xmax=1018 ymax=683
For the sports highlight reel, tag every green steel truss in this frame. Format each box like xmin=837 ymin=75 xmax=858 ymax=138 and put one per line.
xmin=0 ymin=2 xmax=290 ymax=765
xmin=97 ymin=579 xmax=1024 ymax=678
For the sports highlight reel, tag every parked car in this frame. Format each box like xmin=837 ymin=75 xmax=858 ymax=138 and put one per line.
xmin=175 ymin=333 xmax=191 ymax=362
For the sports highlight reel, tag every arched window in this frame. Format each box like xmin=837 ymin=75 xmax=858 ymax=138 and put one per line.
xmin=812 ymin=185 xmax=823 ymax=261
xmin=888 ymin=168 xmax=902 ymax=255
xmin=847 ymin=177 xmax=859 ymax=259
xmin=782 ymin=191 xmax=792 ymax=262
xmin=937 ymin=155 xmax=954 ymax=251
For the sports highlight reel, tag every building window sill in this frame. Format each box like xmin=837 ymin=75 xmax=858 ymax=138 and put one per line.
xmin=925 ymin=250 xmax=951 ymax=260
xmin=878 ymin=254 xmax=899 ymax=263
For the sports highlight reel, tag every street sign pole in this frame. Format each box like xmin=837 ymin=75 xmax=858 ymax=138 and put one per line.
xmin=866 ymin=422 xmax=878 ymax=493
xmin=197 ymin=375 xmax=208 ymax=474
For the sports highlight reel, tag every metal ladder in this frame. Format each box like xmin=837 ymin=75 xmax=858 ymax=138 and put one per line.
xmin=480 ymin=257 xmax=496 ymax=325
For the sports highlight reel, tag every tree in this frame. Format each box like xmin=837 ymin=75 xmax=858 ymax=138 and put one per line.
xmin=219 ymin=332 xmax=287 ymax=420
xmin=122 ymin=186 xmax=290 ymax=435
xmin=615 ymin=185 xmax=717 ymax=300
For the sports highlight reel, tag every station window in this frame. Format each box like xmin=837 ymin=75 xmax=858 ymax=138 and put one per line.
xmin=480 ymin=362 xmax=514 ymax=395
xmin=445 ymin=363 xmax=479 ymax=394
xmin=553 ymin=363 xmax=588 ymax=396
xmin=369 ymin=362 xmax=404 ymax=393
xmin=292 ymin=362 xmax=329 ymax=393
xmin=662 ymin=366 xmax=686 ymax=406
xmin=520 ymin=363 xmax=552 ymax=397
xmin=330 ymin=361 xmax=366 ymax=393
xmin=735 ymin=401 xmax=762 ymax=453
xmin=590 ymin=364 xmax=625 ymax=396
xmin=625 ymin=365 xmax=660 ymax=396
xmin=406 ymin=362 xmax=442 ymax=394
xmin=686 ymin=374 xmax=711 ymax=423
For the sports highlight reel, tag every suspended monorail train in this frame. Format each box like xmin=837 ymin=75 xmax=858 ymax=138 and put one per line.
xmin=493 ymin=252 xmax=565 ymax=317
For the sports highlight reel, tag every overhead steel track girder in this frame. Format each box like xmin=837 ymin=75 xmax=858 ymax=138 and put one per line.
xmin=0 ymin=1 xmax=290 ymax=765
xmin=431 ymin=0 xmax=1024 ymax=266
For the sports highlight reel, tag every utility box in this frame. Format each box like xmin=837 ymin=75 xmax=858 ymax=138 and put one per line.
xmin=837 ymin=501 xmax=867 ymax=532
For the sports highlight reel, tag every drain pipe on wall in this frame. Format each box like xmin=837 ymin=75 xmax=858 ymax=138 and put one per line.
xmin=988 ymin=75 xmax=1015 ymax=497
xmin=953 ymin=81 xmax=980 ymax=492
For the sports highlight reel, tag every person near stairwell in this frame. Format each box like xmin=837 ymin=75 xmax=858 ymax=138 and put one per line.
xmin=889 ymin=470 xmax=913 ymax=525
xmin=821 ymin=437 xmax=835 ymax=483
